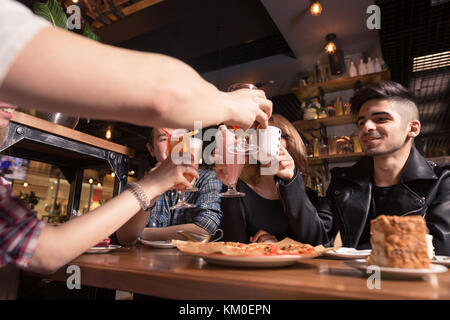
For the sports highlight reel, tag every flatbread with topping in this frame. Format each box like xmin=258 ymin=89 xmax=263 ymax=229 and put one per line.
xmin=172 ymin=238 xmax=326 ymax=257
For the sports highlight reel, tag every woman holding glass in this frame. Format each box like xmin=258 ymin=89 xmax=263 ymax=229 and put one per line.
xmin=116 ymin=127 xmax=222 ymax=244
xmin=217 ymin=114 xmax=319 ymax=243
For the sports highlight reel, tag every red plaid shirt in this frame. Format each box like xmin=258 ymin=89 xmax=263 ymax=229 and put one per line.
xmin=0 ymin=177 xmax=45 ymax=268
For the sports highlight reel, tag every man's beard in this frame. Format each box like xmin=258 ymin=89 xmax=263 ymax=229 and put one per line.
xmin=363 ymin=135 xmax=410 ymax=157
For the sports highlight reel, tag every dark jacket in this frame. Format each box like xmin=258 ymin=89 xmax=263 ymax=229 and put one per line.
xmin=286 ymin=146 xmax=450 ymax=255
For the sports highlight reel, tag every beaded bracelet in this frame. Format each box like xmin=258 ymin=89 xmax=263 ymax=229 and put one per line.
xmin=127 ymin=182 xmax=151 ymax=211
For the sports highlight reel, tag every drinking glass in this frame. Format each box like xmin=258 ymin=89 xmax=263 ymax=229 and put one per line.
xmin=226 ymin=83 xmax=260 ymax=156
xmin=214 ymin=125 xmax=245 ymax=198
xmin=184 ymin=137 xmax=203 ymax=192
xmin=168 ymin=130 xmax=201 ymax=210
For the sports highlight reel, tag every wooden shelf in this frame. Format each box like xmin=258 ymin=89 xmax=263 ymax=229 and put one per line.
xmin=308 ymin=152 xmax=365 ymax=165
xmin=292 ymin=70 xmax=391 ymax=101
xmin=293 ymin=114 xmax=357 ymax=130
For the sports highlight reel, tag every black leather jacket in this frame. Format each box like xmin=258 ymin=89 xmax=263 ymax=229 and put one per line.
xmin=280 ymin=146 xmax=450 ymax=255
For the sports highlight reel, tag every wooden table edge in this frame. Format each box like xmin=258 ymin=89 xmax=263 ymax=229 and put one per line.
xmin=25 ymin=256 xmax=446 ymax=300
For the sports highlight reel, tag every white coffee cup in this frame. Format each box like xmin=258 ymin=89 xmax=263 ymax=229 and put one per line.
xmin=251 ymin=126 xmax=281 ymax=163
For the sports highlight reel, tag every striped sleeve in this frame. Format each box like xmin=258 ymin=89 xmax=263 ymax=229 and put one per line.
xmin=0 ymin=181 xmax=45 ymax=268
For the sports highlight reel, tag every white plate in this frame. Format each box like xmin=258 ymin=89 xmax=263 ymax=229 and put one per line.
xmin=323 ymin=247 xmax=372 ymax=259
xmin=85 ymin=244 xmax=121 ymax=254
xmin=139 ymin=239 xmax=176 ymax=249
xmin=432 ymin=256 xmax=450 ymax=266
xmin=346 ymin=259 xmax=448 ymax=279
xmin=186 ymin=252 xmax=317 ymax=268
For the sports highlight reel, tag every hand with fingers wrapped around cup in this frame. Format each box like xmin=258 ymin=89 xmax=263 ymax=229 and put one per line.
xmin=225 ymin=86 xmax=273 ymax=130
xmin=139 ymin=156 xmax=200 ymax=198
xmin=143 ymin=158 xmax=200 ymax=209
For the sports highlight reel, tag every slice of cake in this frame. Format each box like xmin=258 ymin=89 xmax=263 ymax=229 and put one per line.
xmin=367 ymin=215 xmax=430 ymax=269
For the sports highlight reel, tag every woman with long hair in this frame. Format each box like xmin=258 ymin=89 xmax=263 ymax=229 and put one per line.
xmin=216 ymin=114 xmax=319 ymax=243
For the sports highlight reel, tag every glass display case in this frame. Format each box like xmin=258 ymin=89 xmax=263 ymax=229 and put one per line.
xmin=1 ymin=111 xmax=134 ymax=223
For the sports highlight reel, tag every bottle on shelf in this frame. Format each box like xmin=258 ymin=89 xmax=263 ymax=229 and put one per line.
xmin=313 ymin=138 xmax=320 ymax=157
xmin=320 ymin=139 xmax=328 ymax=156
xmin=328 ymin=135 xmax=337 ymax=155
xmin=352 ymin=135 xmax=362 ymax=153
xmin=358 ymin=58 xmax=366 ymax=75
xmin=366 ymin=57 xmax=374 ymax=74
xmin=374 ymin=57 xmax=382 ymax=72
xmin=325 ymin=104 xmax=336 ymax=117
xmin=349 ymin=60 xmax=357 ymax=77
xmin=334 ymin=97 xmax=344 ymax=116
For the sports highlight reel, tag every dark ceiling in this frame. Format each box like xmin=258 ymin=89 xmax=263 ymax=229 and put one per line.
xmin=105 ymin=0 xmax=295 ymax=73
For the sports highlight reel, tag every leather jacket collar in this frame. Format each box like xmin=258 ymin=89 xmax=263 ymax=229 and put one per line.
xmin=331 ymin=145 xmax=438 ymax=248
xmin=335 ymin=145 xmax=437 ymax=185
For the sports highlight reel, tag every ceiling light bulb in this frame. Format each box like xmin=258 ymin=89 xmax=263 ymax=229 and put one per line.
xmin=24 ymin=182 xmax=29 ymax=187
xmin=89 ymin=178 xmax=93 ymax=184
xmin=72 ymin=0 xmax=79 ymax=3
xmin=310 ymin=1 xmax=322 ymax=16
xmin=111 ymin=172 xmax=115 ymax=178
xmin=106 ymin=129 xmax=112 ymax=140
xmin=325 ymin=42 xmax=337 ymax=54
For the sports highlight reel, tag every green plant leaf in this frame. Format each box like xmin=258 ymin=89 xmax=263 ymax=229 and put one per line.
xmin=33 ymin=0 xmax=68 ymax=30
xmin=83 ymin=25 xmax=100 ymax=42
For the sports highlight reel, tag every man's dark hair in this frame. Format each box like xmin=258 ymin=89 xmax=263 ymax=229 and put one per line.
xmin=350 ymin=80 xmax=419 ymax=120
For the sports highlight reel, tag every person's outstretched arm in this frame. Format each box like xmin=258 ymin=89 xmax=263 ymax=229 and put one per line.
xmin=0 ymin=26 xmax=272 ymax=129
xmin=25 ymin=158 xmax=199 ymax=274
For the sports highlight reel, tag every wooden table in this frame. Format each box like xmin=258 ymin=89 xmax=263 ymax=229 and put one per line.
xmin=39 ymin=245 xmax=450 ymax=300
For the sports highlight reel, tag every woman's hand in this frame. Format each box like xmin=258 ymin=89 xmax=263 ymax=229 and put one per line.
xmin=249 ymin=230 xmax=278 ymax=243
xmin=139 ymin=157 xmax=199 ymax=196
xmin=276 ymin=144 xmax=295 ymax=182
